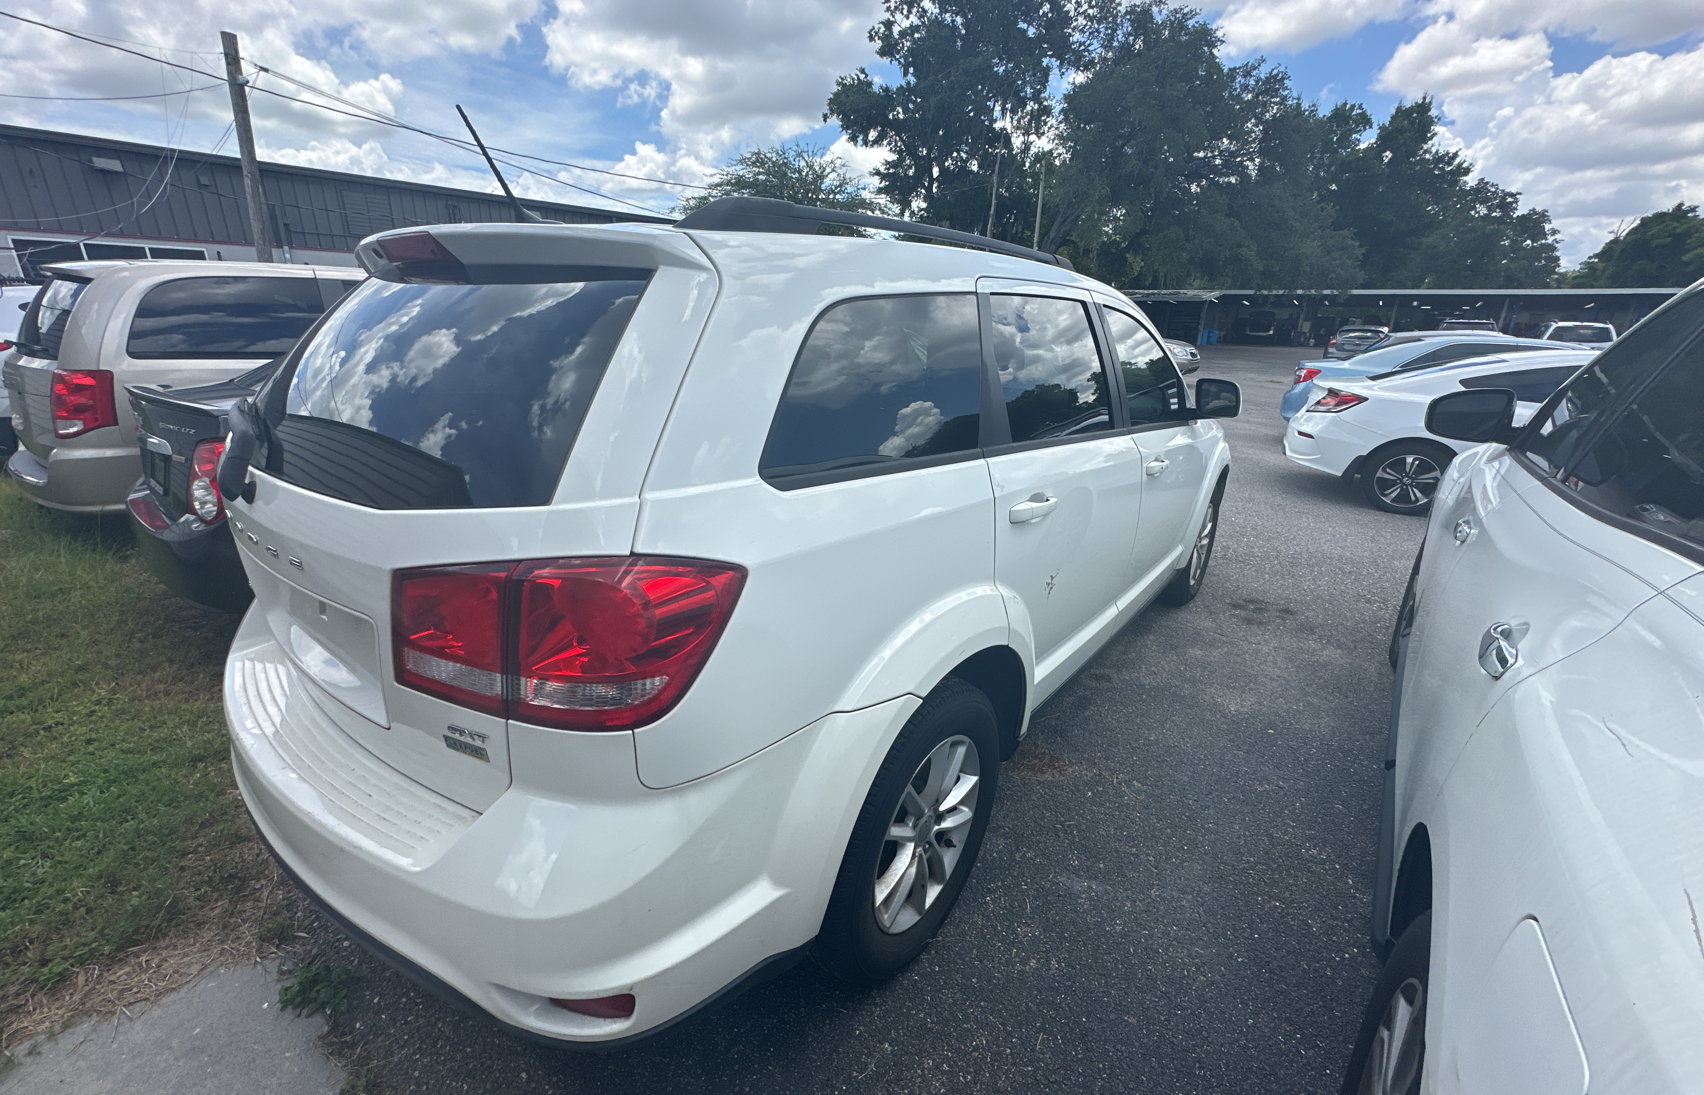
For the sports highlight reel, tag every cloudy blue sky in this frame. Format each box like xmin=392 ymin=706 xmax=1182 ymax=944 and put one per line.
xmin=4 ymin=0 xmax=1702 ymax=265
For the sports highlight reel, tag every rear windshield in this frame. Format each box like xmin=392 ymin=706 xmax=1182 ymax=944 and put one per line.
xmin=127 ymin=276 xmax=326 ymax=359
xmin=16 ymin=277 xmax=87 ymax=359
xmin=1549 ymin=325 xmax=1613 ymax=343
xmin=264 ymin=276 xmax=648 ymax=509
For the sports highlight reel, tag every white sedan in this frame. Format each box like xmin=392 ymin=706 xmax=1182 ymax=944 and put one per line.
xmin=1283 ymin=351 xmax=1594 ymax=513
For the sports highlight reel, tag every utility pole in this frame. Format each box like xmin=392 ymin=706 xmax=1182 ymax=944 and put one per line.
xmin=985 ymin=150 xmax=1002 ymax=238
xmin=1032 ymin=157 xmax=1046 ymax=250
xmin=221 ymin=30 xmax=273 ymax=263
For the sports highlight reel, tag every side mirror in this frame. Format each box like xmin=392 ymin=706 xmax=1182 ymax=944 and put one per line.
xmin=1425 ymin=389 xmax=1516 ymax=443
xmin=1194 ymin=378 xmax=1240 ymax=418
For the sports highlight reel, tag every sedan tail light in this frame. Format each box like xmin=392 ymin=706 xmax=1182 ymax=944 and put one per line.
xmin=1327 ymin=337 xmax=1337 ymax=347
xmin=1294 ymin=367 xmax=1322 ymax=385
xmin=392 ymin=557 xmax=745 ymax=731
xmin=50 ymin=369 xmax=117 ymax=437
xmin=188 ymin=438 xmax=226 ymax=523
xmin=1309 ymin=389 xmax=1368 ymax=413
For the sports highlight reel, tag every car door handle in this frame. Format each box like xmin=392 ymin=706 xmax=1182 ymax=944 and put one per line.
xmin=1478 ymin=622 xmax=1521 ymax=679
xmin=1009 ymin=493 xmax=1057 ymax=523
xmin=1145 ymin=457 xmax=1169 ymax=477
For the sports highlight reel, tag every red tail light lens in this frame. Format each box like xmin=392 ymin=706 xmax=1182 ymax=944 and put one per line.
xmin=1310 ymin=389 xmax=1368 ymax=413
xmin=393 ymin=564 xmax=511 ymax=717
xmin=391 ymin=557 xmax=745 ymax=731
xmin=551 ymin=994 xmax=635 ymax=1019
xmin=188 ymin=438 xmax=226 ymax=523
xmin=50 ymin=369 xmax=117 ymax=437
xmin=1327 ymin=337 xmax=1337 ymax=346
xmin=1294 ymin=367 xmax=1322 ymax=385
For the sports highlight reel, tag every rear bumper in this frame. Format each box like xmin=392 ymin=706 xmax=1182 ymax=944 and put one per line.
xmin=226 ymin=607 xmax=914 ymax=1044
xmin=6 ymin=439 xmax=137 ymax=512
xmin=126 ymin=481 xmax=252 ymax=613
xmin=1282 ymin=414 xmax=1364 ymax=478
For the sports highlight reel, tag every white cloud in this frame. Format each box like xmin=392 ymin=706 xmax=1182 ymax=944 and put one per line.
xmin=540 ymin=0 xmax=884 ymax=163
xmin=1215 ymin=0 xmax=1412 ymax=56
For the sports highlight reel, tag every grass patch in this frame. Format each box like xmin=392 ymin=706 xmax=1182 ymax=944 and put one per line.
xmin=0 ymin=479 xmax=268 ymax=1036
xmin=278 ymin=963 xmax=363 ymax=1018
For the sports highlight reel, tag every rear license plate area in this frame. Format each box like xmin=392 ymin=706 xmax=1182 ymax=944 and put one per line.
xmin=145 ymin=450 xmax=172 ymax=498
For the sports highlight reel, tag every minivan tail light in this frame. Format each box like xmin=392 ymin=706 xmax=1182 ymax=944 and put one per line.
xmin=393 ymin=564 xmax=511 ymax=717
xmin=50 ymin=369 xmax=117 ymax=437
xmin=391 ymin=557 xmax=745 ymax=731
xmin=188 ymin=438 xmax=226 ymax=523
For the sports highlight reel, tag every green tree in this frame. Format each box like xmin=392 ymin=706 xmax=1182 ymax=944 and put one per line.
xmin=676 ymin=144 xmax=878 ymax=216
xmin=1324 ymin=99 xmax=1558 ymax=287
xmin=1568 ymin=204 xmax=1704 ymax=287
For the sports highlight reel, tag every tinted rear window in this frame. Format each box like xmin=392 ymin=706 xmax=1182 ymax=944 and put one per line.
xmin=761 ymin=294 xmax=983 ymax=482
xmin=16 ymin=277 xmax=86 ymax=359
xmin=270 ymin=277 xmax=648 ymax=509
xmin=127 ymin=276 xmax=326 ymax=359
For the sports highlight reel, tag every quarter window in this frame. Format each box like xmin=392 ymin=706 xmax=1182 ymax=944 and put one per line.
xmin=128 ymin=276 xmax=326 ymax=359
xmin=1458 ymin=365 xmax=1580 ymax=404
xmin=990 ymin=295 xmax=1112 ymax=443
xmin=760 ymin=294 xmax=983 ymax=481
xmin=1104 ymin=309 xmax=1184 ymax=425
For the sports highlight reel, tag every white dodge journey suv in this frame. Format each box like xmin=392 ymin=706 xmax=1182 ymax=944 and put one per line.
xmin=217 ymin=198 xmax=1239 ymax=1045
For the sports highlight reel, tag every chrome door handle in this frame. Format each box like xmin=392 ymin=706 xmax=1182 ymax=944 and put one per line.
xmin=1478 ymin=622 xmax=1520 ymax=679
xmin=1145 ymin=457 xmax=1169 ymax=477
xmin=1009 ymin=493 xmax=1057 ymax=523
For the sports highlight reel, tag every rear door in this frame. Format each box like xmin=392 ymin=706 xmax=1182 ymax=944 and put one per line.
xmin=982 ymin=285 xmax=1143 ymax=700
xmin=234 ymin=246 xmax=711 ymax=811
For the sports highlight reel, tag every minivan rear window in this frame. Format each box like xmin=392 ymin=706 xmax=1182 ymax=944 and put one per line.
xmin=267 ymin=276 xmax=648 ymax=509
xmin=127 ymin=276 xmax=326 ymax=359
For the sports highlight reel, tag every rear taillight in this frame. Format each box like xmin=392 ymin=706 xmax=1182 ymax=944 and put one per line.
xmin=50 ymin=369 xmax=117 ymax=437
xmin=1327 ymin=337 xmax=1337 ymax=347
xmin=1295 ymin=367 xmax=1322 ymax=385
xmin=391 ymin=557 xmax=745 ymax=731
xmin=1310 ymin=389 xmax=1368 ymax=413
xmin=0 ymin=340 xmax=13 ymax=352
xmin=188 ymin=438 xmax=226 ymax=523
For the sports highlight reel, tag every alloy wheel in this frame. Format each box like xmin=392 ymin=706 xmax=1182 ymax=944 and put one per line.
xmin=1189 ymin=502 xmax=1217 ymax=585
xmin=873 ymin=735 xmax=981 ymax=934
xmin=1356 ymin=977 xmax=1426 ymax=1095
xmin=1372 ymin=455 xmax=1442 ymax=509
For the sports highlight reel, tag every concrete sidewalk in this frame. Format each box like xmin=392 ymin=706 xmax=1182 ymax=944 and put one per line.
xmin=1 ymin=962 xmax=343 ymax=1094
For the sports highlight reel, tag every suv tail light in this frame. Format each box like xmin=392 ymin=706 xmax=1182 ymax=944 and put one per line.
xmin=50 ymin=369 xmax=117 ymax=437
xmin=188 ymin=438 xmax=226 ymax=523
xmin=1327 ymin=336 xmax=1337 ymax=347
xmin=392 ymin=557 xmax=745 ymax=731
xmin=1310 ymin=388 xmax=1368 ymax=413
xmin=1294 ymin=367 xmax=1322 ymax=385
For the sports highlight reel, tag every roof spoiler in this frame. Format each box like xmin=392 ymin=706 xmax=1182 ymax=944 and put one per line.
xmin=675 ymin=196 xmax=1074 ymax=271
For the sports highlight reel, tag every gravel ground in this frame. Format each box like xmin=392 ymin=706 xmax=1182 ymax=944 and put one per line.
xmin=291 ymin=342 xmax=1426 ymax=1094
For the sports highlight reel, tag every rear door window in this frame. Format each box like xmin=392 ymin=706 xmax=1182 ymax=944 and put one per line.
xmin=128 ymin=276 xmax=326 ymax=358
xmin=990 ymin=294 xmax=1112 ymax=443
xmin=760 ymin=294 xmax=983 ymax=484
xmin=267 ymin=276 xmax=648 ymax=509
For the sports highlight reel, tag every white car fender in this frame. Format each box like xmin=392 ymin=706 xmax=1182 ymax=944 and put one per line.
xmin=831 ymin=583 xmax=1016 ymax=717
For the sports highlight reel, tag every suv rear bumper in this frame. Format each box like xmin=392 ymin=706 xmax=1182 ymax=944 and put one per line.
xmin=7 ymin=441 xmax=137 ymax=513
xmin=225 ymin=607 xmax=913 ymax=1044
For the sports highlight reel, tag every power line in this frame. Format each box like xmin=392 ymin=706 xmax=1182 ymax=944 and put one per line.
xmin=0 ymin=8 xmax=710 ymax=201
xmin=0 ymin=84 xmax=225 ymax=101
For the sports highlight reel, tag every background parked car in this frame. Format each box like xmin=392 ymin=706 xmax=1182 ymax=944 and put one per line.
xmin=3 ymin=260 xmax=361 ymax=513
xmin=1343 ymin=282 xmax=1704 ymax=1093
xmin=1281 ymin=334 xmax=1576 ymax=419
xmin=1325 ymin=324 xmax=1389 ymax=359
xmin=1436 ymin=318 xmax=1500 ymax=332
xmin=1283 ymin=350 xmax=1594 ymax=513
xmin=1539 ymin=320 xmax=1616 ymax=344
xmin=1 ymin=281 xmax=36 ymax=457
xmin=1164 ymin=337 xmax=1201 ymax=372
xmin=125 ymin=357 xmax=287 ymax=612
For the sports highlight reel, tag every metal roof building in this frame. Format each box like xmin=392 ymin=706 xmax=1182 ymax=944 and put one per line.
xmin=0 ymin=123 xmax=669 ymax=280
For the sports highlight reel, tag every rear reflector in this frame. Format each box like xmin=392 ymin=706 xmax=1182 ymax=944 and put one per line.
xmin=50 ymin=369 xmax=117 ymax=437
xmin=392 ymin=557 xmax=745 ymax=731
xmin=550 ymin=994 xmax=635 ymax=1019
xmin=126 ymin=490 xmax=171 ymax=532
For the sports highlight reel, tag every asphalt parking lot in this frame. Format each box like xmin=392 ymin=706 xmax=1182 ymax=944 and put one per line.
xmin=298 ymin=343 xmax=1427 ymax=1094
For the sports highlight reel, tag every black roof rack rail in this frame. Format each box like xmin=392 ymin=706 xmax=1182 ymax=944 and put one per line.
xmin=674 ymin=196 xmax=1074 ymax=271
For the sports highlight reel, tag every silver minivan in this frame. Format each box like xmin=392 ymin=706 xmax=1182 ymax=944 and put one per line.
xmin=4 ymin=260 xmax=360 ymax=512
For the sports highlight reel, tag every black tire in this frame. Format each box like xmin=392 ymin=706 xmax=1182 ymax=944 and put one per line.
xmin=1359 ymin=443 xmax=1453 ymax=515
xmin=1158 ymin=495 xmax=1220 ymax=606
xmin=1340 ymin=911 xmax=1431 ymax=1095
xmin=1388 ymin=544 xmax=1423 ymax=671
xmin=814 ymin=678 xmax=1000 ymax=986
